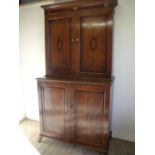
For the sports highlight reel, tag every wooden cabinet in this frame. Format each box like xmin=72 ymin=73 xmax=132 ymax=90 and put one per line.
xmin=37 ymin=0 xmax=117 ymax=154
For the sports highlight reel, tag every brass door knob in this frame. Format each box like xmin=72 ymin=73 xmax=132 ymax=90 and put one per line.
xmin=71 ymin=38 xmax=75 ymax=42
xmin=75 ymin=38 xmax=79 ymax=42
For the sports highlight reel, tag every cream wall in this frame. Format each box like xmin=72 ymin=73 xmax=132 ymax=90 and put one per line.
xmin=19 ymin=6 xmax=45 ymax=121
xmin=112 ymin=0 xmax=135 ymax=142
xmin=19 ymin=0 xmax=135 ymax=141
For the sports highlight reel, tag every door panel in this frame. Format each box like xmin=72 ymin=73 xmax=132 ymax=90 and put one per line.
xmin=43 ymin=87 xmax=65 ymax=134
xmin=40 ymin=84 xmax=67 ymax=138
xmin=74 ymin=86 xmax=105 ymax=145
xmin=49 ymin=18 xmax=71 ymax=71
xmin=46 ymin=14 xmax=73 ymax=77
xmin=80 ymin=15 xmax=107 ymax=73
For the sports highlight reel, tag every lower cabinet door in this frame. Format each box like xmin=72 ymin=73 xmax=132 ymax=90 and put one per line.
xmin=72 ymin=84 xmax=110 ymax=149
xmin=38 ymin=81 xmax=69 ymax=140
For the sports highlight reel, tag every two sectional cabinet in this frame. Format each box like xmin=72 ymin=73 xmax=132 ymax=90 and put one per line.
xmin=37 ymin=0 xmax=117 ymax=154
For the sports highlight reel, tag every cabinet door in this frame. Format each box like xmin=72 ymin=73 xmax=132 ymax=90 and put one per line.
xmin=72 ymin=84 xmax=110 ymax=149
xmin=78 ymin=8 xmax=113 ymax=78
xmin=45 ymin=13 xmax=73 ymax=77
xmin=38 ymin=81 xmax=69 ymax=139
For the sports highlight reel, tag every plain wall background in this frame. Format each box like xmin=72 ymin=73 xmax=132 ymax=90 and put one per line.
xmin=112 ymin=0 xmax=135 ymax=142
xmin=19 ymin=7 xmax=45 ymax=121
xmin=19 ymin=0 xmax=135 ymax=142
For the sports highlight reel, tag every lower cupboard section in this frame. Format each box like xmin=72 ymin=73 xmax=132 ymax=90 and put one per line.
xmin=37 ymin=78 xmax=111 ymax=152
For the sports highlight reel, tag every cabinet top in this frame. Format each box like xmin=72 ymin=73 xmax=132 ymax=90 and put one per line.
xmin=41 ymin=0 xmax=117 ymax=11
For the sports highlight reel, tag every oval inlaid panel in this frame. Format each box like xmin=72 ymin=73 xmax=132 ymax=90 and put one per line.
xmin=80 ymin=15 xmax=107 ymax=73
xmin=49 ymin=18 xmax=71 ymax=71
xmin=57 ymin=38 xmax=63 ymax=51
xmin=90 ymin=37 xmax=97 ymax=52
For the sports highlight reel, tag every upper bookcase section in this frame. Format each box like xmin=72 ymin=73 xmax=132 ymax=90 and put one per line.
xmin=42 ymin=0 xmax=117 ymax=80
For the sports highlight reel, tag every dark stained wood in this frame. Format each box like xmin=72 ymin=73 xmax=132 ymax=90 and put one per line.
xmin=80 ymin=15 xmax=107 ymax=73
xmin=37 ymin=81 xmax=70 ymax=140
xmin=42 ymin=0 xmax=117 ymax=14
xmin=45 ymin=4 xmax=114 ymax=79
xmin=49 ymin=18 xmax=71 ymax=71
xmin=70 ymin=12 xmax=80 ymax=76
xmin=77 ymin=7 xmax=113 ymax=78
xmin=37 ymin=78 xmax=111 ymax=152
xmin=74 ymin=88 xmax=104 ymax=144
xmin=37 ymin=0 xmax=117 ymax=153
xmin=37 ymin=76 xmax=113 ymax=86
xmin=42 ymin=87 xmax=65 ymax=134
xmin=45 ymin=13 xmax=73 ymax=77
xmin=71 ymin=84 xmax=111 ymax=149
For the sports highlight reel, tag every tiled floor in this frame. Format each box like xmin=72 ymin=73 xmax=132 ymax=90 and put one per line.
xmin=20 ymin=119 xmax=135 ymax=155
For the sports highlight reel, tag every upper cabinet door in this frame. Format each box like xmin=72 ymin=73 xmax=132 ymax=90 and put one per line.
xmin=78 ymin=8 xmax=113 ymax=78
xmin=45 ymin=13 xmax=73 ymax=77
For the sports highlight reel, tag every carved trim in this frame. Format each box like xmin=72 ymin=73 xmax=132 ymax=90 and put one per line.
xmin=42 ymin=0 xmax=118 ymax=11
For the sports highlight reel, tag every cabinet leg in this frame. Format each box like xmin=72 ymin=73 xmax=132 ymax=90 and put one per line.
xmin=38 ymin=135 xmax=42 ymax=143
